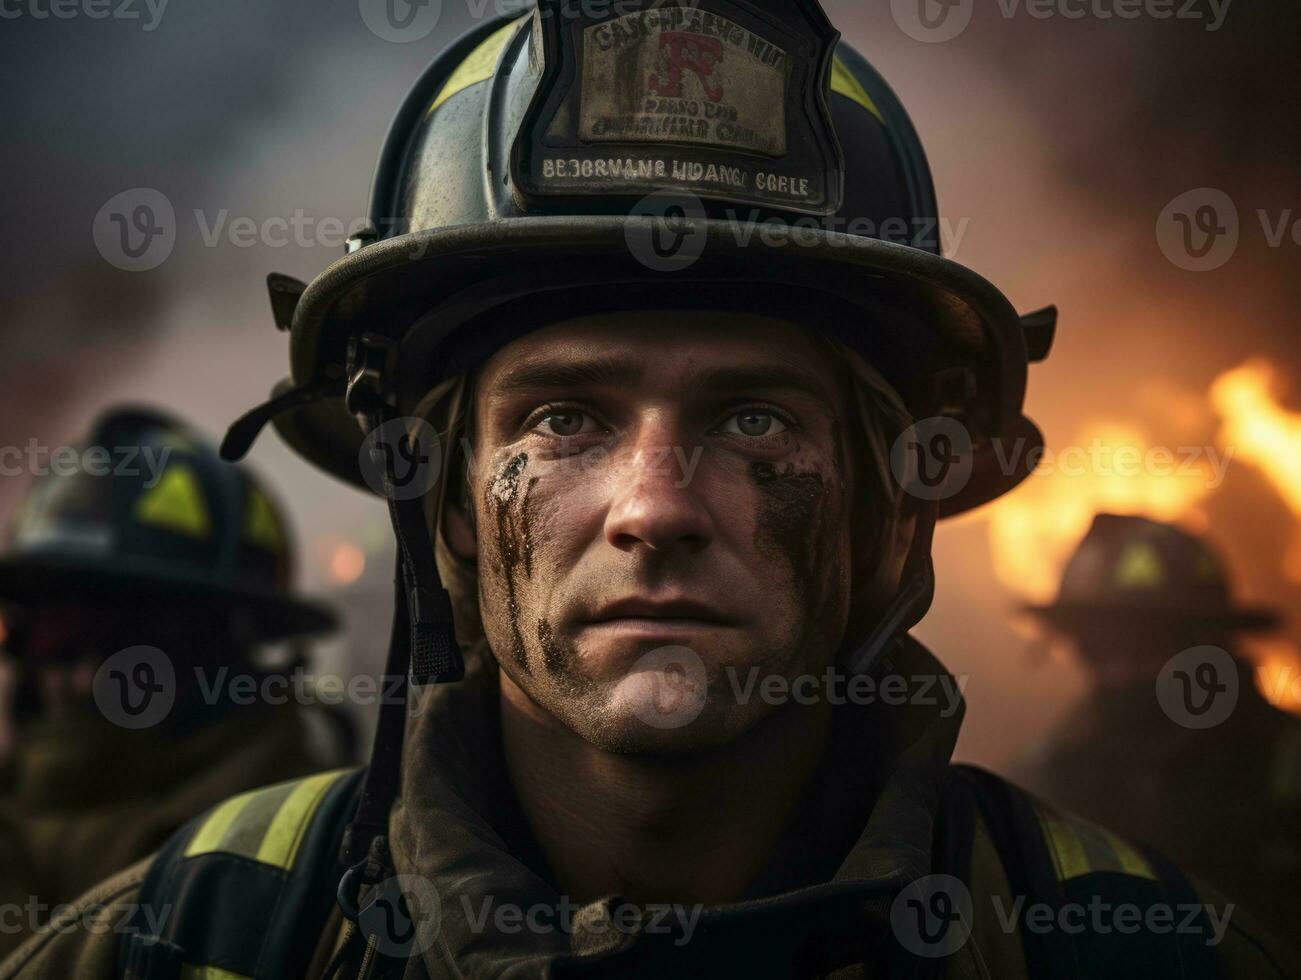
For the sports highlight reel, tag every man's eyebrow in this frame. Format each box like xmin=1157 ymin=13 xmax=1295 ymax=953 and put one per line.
xmin=488 ymin=358 xmax=833 ymax=405
xmin=491 ymin=357 xmax=644 ymax=394
xmin=690 ymin=364 xmax=833 ymax=402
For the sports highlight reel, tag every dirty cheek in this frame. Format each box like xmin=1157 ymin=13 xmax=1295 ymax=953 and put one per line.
xmin=484 ymin=452 xmax=537 ymax=672
xmin=749 ymin=452 xmax=850 ymax=625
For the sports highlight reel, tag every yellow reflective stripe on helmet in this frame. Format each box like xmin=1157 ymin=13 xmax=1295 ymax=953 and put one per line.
xmin=430 ymin=19 xmax=523 ymax=115
xmin=184 ymin=770 xmax=352 ymax=870
xmin=1114 ymin=542 xmax=1165 ymax=589
xmin=135 ymin=465 xmax=211 ymax=539
xmin=243 ymin=486 xmax=285 ymax=554
xmin=180 ymin=967 xmax=252 ymax=980
xmin=1034 ymin=804 xmax=1156 ymax=882
xmin=830 ymin=56 xmax=884 ymax=125
xmin=255 ymin=769 xmax=349 ymax=868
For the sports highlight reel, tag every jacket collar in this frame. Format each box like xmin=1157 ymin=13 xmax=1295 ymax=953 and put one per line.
xmin=390 ymin=636 xmax=964 ymax=978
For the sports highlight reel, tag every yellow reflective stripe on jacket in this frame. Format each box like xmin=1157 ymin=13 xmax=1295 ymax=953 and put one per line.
xmin=184 ymin=769 xmax=352 ymax=870
xmin=180 ymin=967 xmax=253 ymax=980
xmin=255 ymin=770 xmax=349 ymax=868
xmin=1033 ymin=804 xmax=1156 ymax=882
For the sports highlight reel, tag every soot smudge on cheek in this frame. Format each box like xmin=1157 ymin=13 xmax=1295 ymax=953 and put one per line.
xmin=749 ymin=460 xmax=836 ymax=603
xmin=486 ymin=453 xmax=537 ymax=672
xmin=538 ymin=619 xmax=567 ymax=677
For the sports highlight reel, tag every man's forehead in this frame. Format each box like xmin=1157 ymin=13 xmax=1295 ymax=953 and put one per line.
xmin=478 ymin=309 xmax=841 ymax=396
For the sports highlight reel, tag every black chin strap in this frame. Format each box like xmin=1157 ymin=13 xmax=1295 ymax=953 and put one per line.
xmin=337 ymin=335 xmax=464 ymax=882
xmin=842 ymin=499 xmax=940 ymax=677
xmin=221 ymin=335 xmax=466 ymax=898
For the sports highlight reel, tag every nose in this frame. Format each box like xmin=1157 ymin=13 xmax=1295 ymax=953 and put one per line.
xmin=603 ymin=418 xmax=712 ymax=555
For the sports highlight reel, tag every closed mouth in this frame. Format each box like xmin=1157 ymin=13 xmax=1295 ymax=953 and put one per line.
xmin=583 ymin=597 xmax=737 ymax=627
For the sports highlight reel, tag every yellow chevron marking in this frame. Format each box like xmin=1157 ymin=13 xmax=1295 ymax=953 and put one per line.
xmin=831 ymin=56 xmax=884 ymax=124
xmin=1114 ymin=542 xmax=1165 ymax=589
xmin=430 ymin=19 xmax=523 ymax=115
xmin=243 ymin=486 xmax=284 ymax=554
xmin=135 ymin=465 xmax=210 ymax=539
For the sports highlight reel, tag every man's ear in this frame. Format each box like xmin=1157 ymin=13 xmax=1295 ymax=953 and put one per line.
xmin=442 ymin=495 xmax=478 ymax=561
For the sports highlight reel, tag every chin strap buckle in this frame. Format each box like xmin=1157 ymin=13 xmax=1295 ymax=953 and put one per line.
xmin=346 ymin=333 xmax=398 ymax=418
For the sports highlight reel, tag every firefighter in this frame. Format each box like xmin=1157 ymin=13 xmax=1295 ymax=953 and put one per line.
xmin=0 ymin=406 xmax=344 ymax=958
xmin=2 ymin=2 xmax=1295 ymax=977
xmin=1012 ymin=513 xmax=1301 ymax=939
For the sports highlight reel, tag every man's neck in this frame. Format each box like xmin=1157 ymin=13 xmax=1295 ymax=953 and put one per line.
xmin=499 ymin=674 xmax=832 ymax=907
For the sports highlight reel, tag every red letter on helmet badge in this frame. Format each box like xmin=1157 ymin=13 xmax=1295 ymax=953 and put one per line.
xmin=648 ymin=33 xmax=725 ymax=103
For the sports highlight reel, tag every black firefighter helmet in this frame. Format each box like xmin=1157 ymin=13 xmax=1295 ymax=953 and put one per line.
xmin=1025 ymin=514 xmax=1280 ymax=634
xmin=236 ymin=0 xmax=1054 ymax=515
xmin=0 ymin=406 xmax=335 ymax=643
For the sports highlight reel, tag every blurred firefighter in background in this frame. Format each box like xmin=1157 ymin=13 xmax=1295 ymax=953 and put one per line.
xmin=1013 ymin=513 xmax=1301 ymax=938
xmin=0 ymin=406 xmax=348 ymax=958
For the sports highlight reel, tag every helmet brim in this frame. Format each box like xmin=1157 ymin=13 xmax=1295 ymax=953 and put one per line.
xmin=1020 ymin=599 xmax=1281 ymax=635
xmin=0 ymin=554 xmax=338 ymax=642
xmin=277 ymin=218 xmax=1042 ymax=517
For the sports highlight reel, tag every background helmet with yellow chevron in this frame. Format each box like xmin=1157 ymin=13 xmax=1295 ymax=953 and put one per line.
xmin=224 ymin=0 xmax=1057 ymax=682
xmin=0 ymin=406 xmax=335 ymax=643
xmin=1025 ymin=514 xmax=1279 ymax=634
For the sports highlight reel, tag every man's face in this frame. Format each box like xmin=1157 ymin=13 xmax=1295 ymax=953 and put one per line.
xmin=461 ymin=310 xmax=861 ymax=753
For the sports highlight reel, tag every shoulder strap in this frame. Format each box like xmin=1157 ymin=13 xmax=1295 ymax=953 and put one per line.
xmin=119 ymin=768 xmax=364 ymax=980
xmin=939 ymin=764 xmax=1223 ymax=980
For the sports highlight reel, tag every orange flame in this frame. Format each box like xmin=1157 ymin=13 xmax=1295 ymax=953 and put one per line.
xmin=986 ymin=424 xmax=1214 ymax=603
xmin=1211 ymin=361 xmax=1301 ymax=583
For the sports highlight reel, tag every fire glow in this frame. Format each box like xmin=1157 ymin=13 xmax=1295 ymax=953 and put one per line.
xmin=983 ymin=359 xmax=1301 ymax=715
xmin=986 ymin=423 xmax=1214 ymax=605
xmin=1212 ymin=361 xmax=1301 ymax=584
